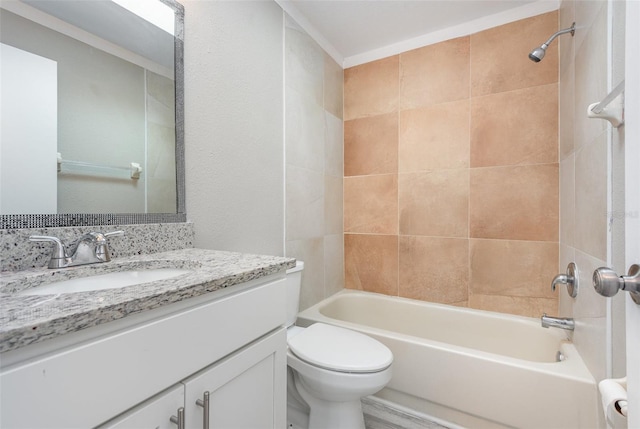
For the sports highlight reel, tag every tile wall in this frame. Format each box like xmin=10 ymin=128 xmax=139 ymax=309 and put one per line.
xmin=284 ymin=16 xmax=345 ymax=310
xmin=343 ymin=12 xmax=560 ymax=317
xmin=558 ymin=0 xmax=611 ymax=386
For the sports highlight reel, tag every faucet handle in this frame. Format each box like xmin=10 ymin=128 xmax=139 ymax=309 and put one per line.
xmin=29 ymin=235 xmax=69 ymax=269
xmin=551 ymin=262 xmax=579 ymax=298
xmin=93 ymin=230 xmax=124 ymax=262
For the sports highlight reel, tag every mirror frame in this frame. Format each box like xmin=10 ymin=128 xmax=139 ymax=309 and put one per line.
xmin=0 ymin=0 xmax=185 ymax=229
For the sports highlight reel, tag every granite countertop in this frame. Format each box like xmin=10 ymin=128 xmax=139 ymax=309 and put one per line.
xmin=0 ymin=248 xmax=295 ymax=354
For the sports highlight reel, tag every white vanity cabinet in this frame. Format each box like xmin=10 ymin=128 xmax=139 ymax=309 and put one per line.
xmin=100 ymin=328 xmax=286 ymax=429
xmin=0 ymin=275 xmax=287 ymax=429
xmin=99 ymin=385 xmax=186 ymax=429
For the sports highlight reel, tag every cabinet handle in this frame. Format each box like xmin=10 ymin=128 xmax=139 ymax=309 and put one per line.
xmin=170 ymin=407 xmax=185 ymax=429
xmin=195 ymin=391 xmax=210 ymax=429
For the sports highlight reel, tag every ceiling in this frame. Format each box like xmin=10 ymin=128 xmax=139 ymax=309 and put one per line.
xmin=277 ymin=0 xmax=559 ymax=67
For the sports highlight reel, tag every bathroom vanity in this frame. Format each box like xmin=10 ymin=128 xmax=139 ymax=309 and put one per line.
xmin=0 ymin=248 xmax=294 ymax=428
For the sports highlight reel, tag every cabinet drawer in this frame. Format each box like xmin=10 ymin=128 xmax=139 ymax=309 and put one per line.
xmin=0 ymin=277 xmax=286 ymax=428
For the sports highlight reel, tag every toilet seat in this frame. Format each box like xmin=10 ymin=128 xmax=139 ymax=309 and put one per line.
xmin=287 ymin=323 xmax=392 ymax=373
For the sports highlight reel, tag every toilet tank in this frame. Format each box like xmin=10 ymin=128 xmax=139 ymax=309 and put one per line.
xmin=285 ymin=261 xmax=304 ymax=327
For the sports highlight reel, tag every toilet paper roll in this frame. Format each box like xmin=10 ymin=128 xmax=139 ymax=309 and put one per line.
xmin=599 ymin=377 xmax=627 ymax=429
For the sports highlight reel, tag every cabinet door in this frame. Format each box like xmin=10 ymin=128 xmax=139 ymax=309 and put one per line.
xmin=97 ymin=384 xmax=184 ymax=429
xmin=183 ymin=328 xmax=286 ymax=429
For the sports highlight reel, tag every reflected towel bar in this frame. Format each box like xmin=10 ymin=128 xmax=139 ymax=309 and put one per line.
xmin=57 ymin=153 xmax=142 ymax=180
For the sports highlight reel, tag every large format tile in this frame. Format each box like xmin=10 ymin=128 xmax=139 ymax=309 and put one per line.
xmin=470 ymin=239 xmax=558 ymax=298
xmin=286 ymin=237 xmax=325 ymax=311
xmin=399 ymin=100 xmax=470 ymax=172
xmin=399 ymin=36 xmax=470 ymax=109
xmin=324 ymin=233 xmax=344 ymax=298
xmin=575 ymin=132 xmax=608 ymax=261
xmin=344 ymin=175 xmax=398 ymax=234
xmin=324 ymin=53 xmax=344 ymax=119
xmin=468 ymin=294 xmax=558 ymax=318
xmin=574 ymin=5 xmax=607 ymax=150
xmin=286 ymin=165 xmax=324 ymax=241
xmin=344 ymin=56 xmax=399 ymax=120
xmin=325 ymin=175 xmax=343 ymax=235
xmin=324 ymin=111 xmax=344 ymax=178
xmin=399 ymin=236 xmax=469 ymax=304
xmin=560 ymin=155 xmax=576 ymax=247
xmin=285 ymin=15 xmax=324 ymax=106
xmin=559 ymin=61 xmax=575 ymax=160
xmin=286 ymin=87 xmax=325 ymax=173
xmin=470 ymin=84 xmax=558 ymax=167
xmin=344 ymin=113 xmax=398 ymax=176
xmin=470 ymin=11 xmax=558 ymax=96
xmin=399 ymin=170 xmax=469 ymax=237
xmin=345 ymin=234 xmax=398 ymax=295
xmin=470 ymin=164 xmax=559 ymax=241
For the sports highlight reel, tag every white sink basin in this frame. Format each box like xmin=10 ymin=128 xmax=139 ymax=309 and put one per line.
xmin=19 ymin=268 xmax=192 ymax=296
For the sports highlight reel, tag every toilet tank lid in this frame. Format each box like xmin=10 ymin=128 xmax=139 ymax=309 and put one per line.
xmin=288 ymin=323 xmax=393 ymax=373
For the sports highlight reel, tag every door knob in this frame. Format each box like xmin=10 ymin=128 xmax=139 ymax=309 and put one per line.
xmin=593 ymin=264 xmax=640 ymax=304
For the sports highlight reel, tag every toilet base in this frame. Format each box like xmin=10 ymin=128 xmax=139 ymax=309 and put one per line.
xmin=292 ymin=370 xmax=366 ymax=429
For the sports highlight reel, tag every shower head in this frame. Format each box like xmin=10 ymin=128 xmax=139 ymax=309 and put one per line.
xmin=528 ymin=22 xmax=575 ymax=62
xmin=528 ymin=45 xmax=547 ymax=62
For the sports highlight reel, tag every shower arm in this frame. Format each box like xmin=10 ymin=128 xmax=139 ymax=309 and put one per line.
xmin=541 ymin=23 xmax=575 ymax=49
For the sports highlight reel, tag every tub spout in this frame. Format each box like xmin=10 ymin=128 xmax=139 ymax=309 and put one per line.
xmin=541 ymin=313 xmax=575 ymax=331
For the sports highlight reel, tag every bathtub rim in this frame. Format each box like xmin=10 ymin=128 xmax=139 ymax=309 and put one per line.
xmin=296 ymin=289 xmax=595 ymax=383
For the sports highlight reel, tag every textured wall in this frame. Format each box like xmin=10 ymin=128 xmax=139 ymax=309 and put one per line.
xmin=343 ymin=12 xmax=560 ymax=318
xmin=183 ymin=0 xmax=284 ymax=256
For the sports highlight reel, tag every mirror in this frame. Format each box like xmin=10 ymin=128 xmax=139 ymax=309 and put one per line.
xmin=0 ymin=0 xmax=185 ymax=228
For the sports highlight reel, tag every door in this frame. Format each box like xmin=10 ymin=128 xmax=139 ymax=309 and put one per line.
xmin=624 ymin=1 xmax=640 ymax=426
xmin=182 ymin=328 xmax=287 ymax=429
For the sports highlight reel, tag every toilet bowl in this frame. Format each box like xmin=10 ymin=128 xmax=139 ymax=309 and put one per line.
xmin=286 ymin=262 xmax=393 ymax=429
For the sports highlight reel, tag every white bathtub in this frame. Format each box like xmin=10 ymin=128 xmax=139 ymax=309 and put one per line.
xmin=297 ymin=290 xmax=599 ymax=429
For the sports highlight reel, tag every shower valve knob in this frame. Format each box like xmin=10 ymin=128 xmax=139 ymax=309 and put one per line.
xmin=593 ymin=265 xmax=640 ymax=305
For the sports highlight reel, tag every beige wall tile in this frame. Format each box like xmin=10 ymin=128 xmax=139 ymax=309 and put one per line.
xmin=285 ymin=15 xmax=324 ymax=106
xmin=324 ymin=53 xmax=344 ymax=119
xmin=325 ymin=175 xmax=343 ymax=235
xmin=286 ymin=87 xmax=325 ymax=172
xmin=560 ymin=155 xmax=575 ymax=247
xmin=399 ymin=100 xmax=470 ymax=172
xmin=344 ymin=174 xmax=398 ymax=234
xmin=470 ymin=84 xmax=558 ymax=167
xmin=470 ymin=12 xmax=558 ymax=96
xmin=469 ymin=294 xmax=558 ymax=318
xmin=399 ymin=170 xmax=469 ymax=237
xmin=325 ymin=111 xmax=344 ymax=178
xmin=558 ymin=243 xmax=576 ymax=318
xmin=575 ymin=133 xmax=608 ymax=261
xmin=470 ymin=164 xmax=559 ymax=241
xmin=345 ymin=234 xmax=398 ymax=295
xmin=574 ymin=5 xmax=607 ymax=151
xmin=559 ymin=62 xmax=575 ymax=160
xmin=399 ymin=236 xmax=469 ymax=303
xmin=324 ymin=233 xmax=345 ymax=298
xmin=287 ymin=237 xmax=325 ymax=311
xmin=344 ymin=113 xmax=398 ymax=176
xmin=470 ymin=239 xmax=559 ymax=298
xmin=400 ymin=36 xmax=470 ymax=109
xmin=286 ymin=165 xmax=324 ymax=241
xmin=344 ymin=56 xmax=399 ymax=120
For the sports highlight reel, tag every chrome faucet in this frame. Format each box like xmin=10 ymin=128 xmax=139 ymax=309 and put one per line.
xmin=541 ymin=313 xmax=575 ymax=331
xmin=29 ymin=231 xmax=124 ymax=269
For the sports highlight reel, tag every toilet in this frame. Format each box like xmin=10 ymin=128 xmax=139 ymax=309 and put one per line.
xmin=286 ymin=261 xmax=393 ymax=429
